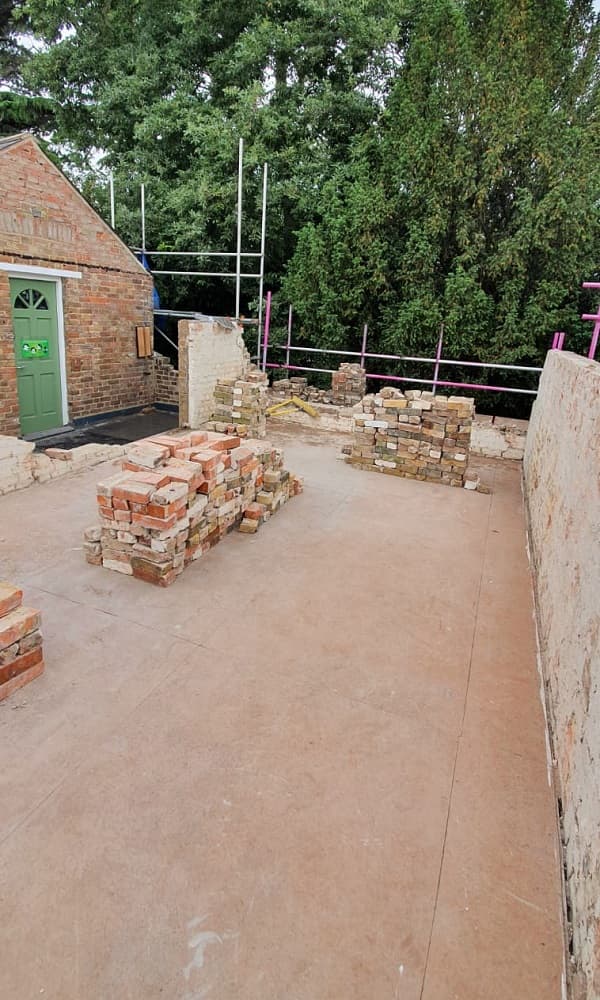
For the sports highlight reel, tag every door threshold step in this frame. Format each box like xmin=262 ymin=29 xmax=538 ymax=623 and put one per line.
xmin=24 ymin=425 xmax=75 ymax=443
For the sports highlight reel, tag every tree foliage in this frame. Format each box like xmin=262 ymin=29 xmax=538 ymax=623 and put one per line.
xmin=285 ymin=0 xmax=600 ymax=372
xmin=0 ymin=1 xmax=55 ymax=133
xmin=6 ymin=0 xmax=600 ymax=395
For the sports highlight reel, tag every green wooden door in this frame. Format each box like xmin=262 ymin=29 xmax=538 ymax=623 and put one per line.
xmin=10 ymin=278 xmax=64 ymax=435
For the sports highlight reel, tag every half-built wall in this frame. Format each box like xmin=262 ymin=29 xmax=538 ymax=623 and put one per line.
xmin=178 ymin=317 xmax=249 ymax=428
xmin=523 ymin=350 xmax=600 ymax=999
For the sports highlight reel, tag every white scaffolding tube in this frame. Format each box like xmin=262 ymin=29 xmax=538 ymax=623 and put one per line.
xmin=235 ymin=137 xmax=244 ymax=320
xmin=140 ymin=183 xmax=146 ymax=253
xmin=256 ymin=162 xmax=268 ymax=359
xmin=114 ymin=144 xmax=269 ymax=332
xmin=109 ymin=172 xmax=115 ymax=230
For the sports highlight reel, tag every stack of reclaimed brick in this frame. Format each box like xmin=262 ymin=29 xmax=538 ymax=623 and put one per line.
xmin=238 ymin=465 xmax=303 ymax=533
xmin=348 ymin=388 xmax=474 ymax=486
xmin=270 ymin=376 xmax=310 ymax=400
xmin=84 ymin=430 xmax=303 ymax=586
xmin=208 ymin=372 xmax=268 ymax=438
xmin=0 ymin=582 xmax=44 ymax=702
xmin=331 ymin=363 xmax=366 ymax=405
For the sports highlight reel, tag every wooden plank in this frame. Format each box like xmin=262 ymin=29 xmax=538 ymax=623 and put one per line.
xmin=136 ymin=326 xmax=145 ymax=357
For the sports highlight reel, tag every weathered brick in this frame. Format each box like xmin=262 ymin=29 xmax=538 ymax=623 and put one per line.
xmin=0 ymin=581 xmax=22 ymax=618
xmin=0 ymin=645 xmax=43 ymax=687
xmin=0 ymin=607 xmax=41 ymax=652
xmin=112 ymin=481 xmax=155 ymax=504
xmin=0 ymin=656 xmax=44 ymax=703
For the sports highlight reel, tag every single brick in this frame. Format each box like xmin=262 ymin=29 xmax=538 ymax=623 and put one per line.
xmin=0 ymin=656 xmax=45 ymax=703
xmin=0 ymin=582 xmax=22 ymax=619
xmin=131 ymin=511 xmax=179 ymax=531
xmin=0 ymin=645 xmax=43 ymax=687
xmin=112 ymin=481 xmax=155 ymax=504
xmin=0 ymin=607 xmax=41 ymax=652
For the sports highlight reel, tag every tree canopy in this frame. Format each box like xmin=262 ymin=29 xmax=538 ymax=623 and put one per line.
xmin=2 ymin=0 xmax=599 ymax=400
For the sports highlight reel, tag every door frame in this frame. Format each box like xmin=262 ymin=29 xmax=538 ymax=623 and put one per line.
xmin=1 ymin=262 xmax=82 ymax=427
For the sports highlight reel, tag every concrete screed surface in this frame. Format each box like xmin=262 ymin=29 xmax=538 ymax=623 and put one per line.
xmin=0 ymin=423 xmax=563 ymax=999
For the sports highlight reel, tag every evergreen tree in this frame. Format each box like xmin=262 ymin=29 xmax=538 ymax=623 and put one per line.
xmin=284 ymin=0 xmax=600 ymax=377
xmin=0 ymin=1 xmax=54 ymax=134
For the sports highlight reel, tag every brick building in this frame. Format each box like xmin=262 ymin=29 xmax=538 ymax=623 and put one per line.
xmin=0 ymin=133 xmax=154 ymax=437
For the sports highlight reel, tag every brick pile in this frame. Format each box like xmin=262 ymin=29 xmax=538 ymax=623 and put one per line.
xmin=84 ymin=430 xmax=302 ymax=586
xmin=238 ymin=465 xmax=303 ymax=533
xmin=331 ymin=363 xmax=366 ymax=405
xmin=207 ymin=372 xmax=268 ymax=438
xmin=270 ymin=376 xmax=322 ymax=402
xmin=347 ymin=388 xmax=475 ymax=486
xmin=270 ymin=364 xmax=366 ymax=406
xmin=0 ymin=582 xmax=44 ymax=702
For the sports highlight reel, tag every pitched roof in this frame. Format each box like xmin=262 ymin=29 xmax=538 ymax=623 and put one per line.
xmin=0 ymin=132 xmax=32 ymax=153
xmin=0 ymin=132 xmax=148 ymax=275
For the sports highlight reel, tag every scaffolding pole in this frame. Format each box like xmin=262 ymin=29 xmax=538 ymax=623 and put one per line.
xmin=257 ymin=161 xmax=268 ymax=359
xmin=109 ymin=172 xmax=115 ymax=230
xmin=141 ymin=183 xmax=146 ymax=254
xmin=235 ymin=138 xmax=243 ymax=319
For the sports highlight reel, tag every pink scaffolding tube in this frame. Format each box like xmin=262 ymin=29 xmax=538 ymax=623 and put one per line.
xmin=276 ymin=343 xmax=542 ymax=372
xmin=582 ymin=283 xmax=600 ymax=360
xmin=581 ymin=313 xmax=600 ymax=360
xmin=261 ymin=290 xmax=271 ymax=372
xmin=267 ymin=362 xmax=537 ymax=394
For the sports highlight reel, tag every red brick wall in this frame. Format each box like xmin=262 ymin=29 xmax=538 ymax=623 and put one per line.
xmin=0 ymin=136 xmax=154 ymax=435
xmin=152 ymin=352 xmax=179 ymax=406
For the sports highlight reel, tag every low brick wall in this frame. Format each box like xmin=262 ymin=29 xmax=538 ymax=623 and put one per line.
xmin=524 ymin=351 xmax=600 ymax=999
xmin=0 ymin=434 xmax=124 ymax=496
xmin=152 ymin=352 xmax=179 ymax=407
xmin=471 ymin=414 xmax=527 ymax=460
xmin=347 ymin=388 xmax=474 ymax=487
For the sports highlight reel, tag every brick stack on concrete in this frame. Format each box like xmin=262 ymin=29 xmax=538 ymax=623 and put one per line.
xmin=270 ymin=364 xmax=366 ymax=407
xmin=85 ymin=430 xmax=303 ymax=586
xmin=331 ymin=363 xmax=367 ymax=405
xmin=207 ymin=372 xmax=268 ymax=438
xmin=348 ymin=388 xmax=475 ymax=486
xmin=238 ymin=461 xmax=304 ymax=533
xmin=270 ymin=376 xmax=310 ymax=400
xmin=0 ymin=582 xmax=44 ymax=702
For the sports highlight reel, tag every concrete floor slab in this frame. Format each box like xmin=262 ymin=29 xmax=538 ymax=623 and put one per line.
xmin=0 ymin=427 xmax=564 ymax=998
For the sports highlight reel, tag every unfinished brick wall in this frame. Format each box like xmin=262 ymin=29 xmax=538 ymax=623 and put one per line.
xmin=152 ymin=352 xmax=179 ymax=407
xmin=0 ymin=433 xmax=125 ymax=495
xmin=347 ymin=388 xmax=475 ymax=486
xmin=0 ymin=134 xmax=153 ymax=435
xmin=178 ymin=317 xmax=250 ymax=428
